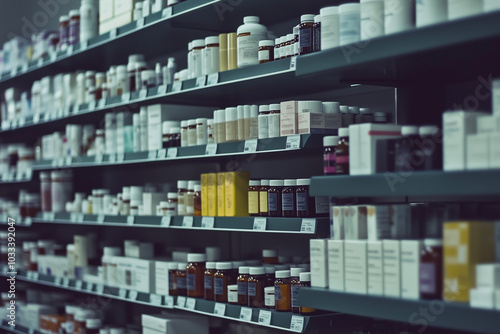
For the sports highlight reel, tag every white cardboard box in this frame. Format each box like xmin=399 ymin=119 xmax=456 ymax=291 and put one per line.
xmin=310 ymin=239 xmax=329 ymax=288
xmin=470 ymin=288 xmax=495 ymax=309
xmin=332 ymin=206 xmax=345 ymax=240
xmin=346 ymin=206 xmax=367 ymax=240
xmin=476 ymin=264 xmax=500 ymax=289
xmin=143 ymin=192 xmax=166 ymax=216
xmin=466 ymin=134 xmax=490 ymax=170
xmin=383 ymin=240 xmax=401 ymax=297
xmin=344 ymin=240 xmax=367 ymax=294
xmin=99 ymin=0 xmax=114 ymax=21
xmin=367 ymin=205 xmax=391 ymax=241
xmin=328 ymin=240 xmax=345 ymax=291
xmin=367 ymin=241 xmax=384 ymax=296
xmin=147 ymin=104 xmax=170 ymax=151
xmin=401 ymin=240 xmax=424 ymax=300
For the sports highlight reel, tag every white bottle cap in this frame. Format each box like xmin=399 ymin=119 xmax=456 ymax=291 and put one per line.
xmin=314 ymin=15 xmax=321 ymax=23
xmin=169 ymin=127 xmax=180 ymax=134
xmin=60 ymin=15 xmax=69 ymax=22
xmin=216 ymin=262 xmax=233 ymax=270
xmin=237 ymin=106 xmax=244 ymax=120
xmin=177 ymin=180 xmax=188 ymax=189
xmin=299 ymin=272 xmax=311 ymax=282
xmin=225 ymin=107 xmax=238 ymax=122
xmin=296 ymin=178 xmax=311 ymax=186
xmin=249 ymin=267 xmax=265 ymax=275
xmin=275 ymin=270 xmax=291 ymax=279
xmin=320 ymin=6 xmax=339 ymax=16
xmin=301 ymin=14 xmax=315 ymax=22
xmin=205 ymin=36 xmax=219 ymax=45
xmin=178 ymin=263 xmax=187 ymax=270
xmin=243 ymin=16 xmax=260 ymax=23
xmin=291 ymin=267 xmax=305 ymax=277
xmin=217 ymin=109 xmax=226 ymax=122
xmin=249 ymin=180 xmax=261 ymax=186
xmin=424 ymin=239 xmax=443 ymax=247
xmin=323 ymin=136 xmax=338 ymax=147
xmin=348 ymin=106 xmax=360 ymax=114
xmin=286 ymin=33 xmax=294 ymax=41
xmin=188 ymin=253 xmax=206 ymax=262
xmin=260 ymin=179 xmax=270 ymax=186
xmin=188 ymin=119 xmax=197 ymax=126
xmin=419 ymin=126 xmax=439 ymax=137
xmin=167 ymin=192 xmax=178 ymax=199
xmin=275 ymin=37 xmax=280 ymax=45
xmin=269 ymin=104 xmax=280 ymax=111
xmin=360 ymin=108 xmax=371 ymax=115
xmin=280 ymin=36 xmax=287 ymax=44
xmin=187 ymin=180 xmax=198 ymax=190
xmin=206 ymin=261 xmax=216 ymax=269
xmin=338 ymin=128 xmax=349 ymax=137
xmin=194 ymin=184 xmax=201 ymax=192
xmin=103 ymin=247 xmax=122 ymax=256
xmin=233 ymin=260 xmax=246 ymax=269
xmin=181 ymin=120 xmax=188 ymax=128
xmin=270 ymin=180 xmax=284 ymax=187
xmin=402 ymin=126 xmax=418 ymax=136
xmin=259 ymin=105 xmax=270 ymax=113
xmin=128 ymin=54 xmax=145 ymax=64
xmin=284 ymin=179 xmax=297 ymax=186
xmin=263 ymin=249 xmax=277 ymax=257
xmin=264 ymin=266 xmax=275 ymax=274
xmin=323 ymin=102 xmax=340 ymax=114
xmin=86 ymin=319 xmax=102 ymax=329
xmin=239 ymin=266 xmax=250 ymax=274
xmin=259 ymin=40 xmax=275 ymax=47
xmin=340 ymin=105 xmax=349 ymax=114
xmin=192 ymin=39 xmax=205 ymax=48
xmin=339 ymin=3 xmax=360 ymax=13
xmin=298 ymin=101 xmax=323 ymax=113
xmin=250 ymin=105 xmax=258 ymax=117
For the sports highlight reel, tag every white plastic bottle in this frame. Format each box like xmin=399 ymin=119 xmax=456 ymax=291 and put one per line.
xmin=416 ymin=0 xmax=447 ymax=27
xmin=384 ymin=0 xmax=415 ymax=34
xmin=203 ymin=36 xmax=220 ymax=75
xmin=339 ymin=3 xmax=361 ymax=46
xmin=163 ymin=57 xmax=176 ymax=85
xmin=80 ymin=0 xmax=99 ymax=43
xmin=191 ymin=39 xmax=205 ymax=78
xmin=237 ymin=16 xmax=268 ymax=68
xmin=360 ymin=0 xmax=385 ymax=40
xmin=320 ymin=6 xmax=340 ymax=50
xmin=448 ymin=0 xmax=483 ymax=20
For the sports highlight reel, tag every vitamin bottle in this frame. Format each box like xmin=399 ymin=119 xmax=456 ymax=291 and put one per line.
xmin=258 ymin=40 xmax=275 ymax=63
xmin=299 ymin=15 xmax=315 ymax=55
xmin=59 ymin=15 xmax=70 ymax=49
xmin=169 ymin=264 xmax=179 ymax=295
xmin=237 ymin=106 xmax=245 ymax=141
xmin=248 ymin=180 xmax=260 ymax=216
xmin=285 ymin=34 xmax=294 ymax=58
xmin=282 ymin=179 xmax=297 ymax=217
xmin=268 ymin=104 xmax=281 ymax=139
xmin=69 ymin=10 xmax=80 ymax=46
xmin=274 ymin=270 xmax=291 ymax=312
xmin=176 ymin=263 xmax=188 ymax=296
xmin=394 ymin=126 xmax=420 ymax=173
xmin=225 ymin=107 xmax=238 ymax=142
xmin=336 ymin=128 xmax=350 ymax=174
xmin=268 ymin=180 xmax=284 ymax=217
xmin=339 ymin=3 xmax=361 ymax=46
xmin=85 ymin=318 xmax=102 ymax=334
xmin=274 ymin=37 xmax=281 ymax=60
xmin=299 ymin=272 xmax=315 ymax=314
xmin=290 ymin=268 xmax=305 ymax=313
xmin=204 ymin=262 xmax=216 ymax=300
xmin=177 ymin=180 xmax=188 ymax=216
xmin=323 ymin=136 xmax=338 ymax=175
xmin=194 ymin=185 xmax=202 ymax=216
xmin=185 ymin=180 xmax=197 ymax=216
xmin=228 ymin=285 xmax=238 ymax=305
xmin=203 ymin=36 xmax=220 ymax=75
xmin=214 ymin=262 xmax=233 ymax=302
xmin=248 ymin=267 xmax=266 ymax=308
xmin=259 ymin=180 xmax=269 ymax=216
xmin=419 ymin=239 xmax=443 ymax=300
xmin=264 ymin=286 xmax=275 ymax=309
xmin=187 ymin=253 xmax=207 ymax=298
xmin=40 ymin=172 xmax=51 ymax=212
xmin=313 ymin=15 xmax=321 ymax=52
xmin=296 ymin=179 xmax=314 ymax=218
xmin=258 ymin=105 xmax=270 ymax=139
xmin=180 ymin=121 xmax=189 ymax=147
xmin=237 ymin=16 xmax=268 ymax=68
xmin=196 ymin=118 xmax=208 ymax=146
xmin=237 ymin=266 xmax=250 ymax=306
xmin=262 ymin=249 xmax=279 ymax=264
xmin=187 ymin=119 xmax=197 ymax=147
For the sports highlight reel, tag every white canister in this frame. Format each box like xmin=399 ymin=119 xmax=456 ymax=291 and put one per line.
xmin=196 ymin=118 xmax=208 ymax=145
xmin=384 ymin=0 xmax=415 ymax=35
xmin=416 ymin=0 xmax=448 ymax=27
xmin=360 ymin=0 xmax=385 ymax=40
xmin=237 ymin=16 xmax=268 ymax=68
xmin=298 ymin=101 xmax=323 ymax=113
xmin=80 ymin=0 xmax=99 ymax=42
xmin=320 ymin=6 xmax=340 ymax=50
xmin=323 ymin=102 xmax=340 ymax=114
xmin=448 ymin=0 xmax=483 ymax=20
xmin=339 ymin=3 xmax=361 ymax=46
xmin=203 ymin=36 xmax=220 ymax=75
xmin=191 ymin=39 xmax=205 ymax=78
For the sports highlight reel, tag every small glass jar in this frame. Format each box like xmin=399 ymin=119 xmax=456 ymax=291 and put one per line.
xmin=313 ymin=15 xmax=321 ymax=52
xmin=268 ymin=180 xmax=284 ymax=217
xmin=323 ymin=136 xmax=338 ymax=175
xmin=187 ymin=253 xmax=206 ymax=298
xmin=248 ymin=180 xmax=260 ymax=216
xmin=258 ymin=40 xmax=275 ymax=64
xmin=237 ymin=266 xmax=250 ymax=306
xmin=282 ymin=179 xmax=297 ymax=217
xmin=420 ymin=239 xmax=443 ymax=300
xmin=187 ymin=119 xmax=198 ymax=147
xmin=214 ymin=262 xmax=233 ymax=302
xmin=274 ymin=270 xmax=291 ymax=312
xmin=228 ymin=284 xmax=238 ymax=305
xmin=336 ymin=128 xmax=349 ymax=175
xmin=204 ymin=261 xmax=217 ymax=300
xmin=248 ymin=267 xmax=266 ymax=308
xmin=265 ymin=286 xmax=275 ymax=309
xmin=69 ymin=9 xmax=80 ymax=46
xmin=176 ymin=263 xmax=188 ymax=296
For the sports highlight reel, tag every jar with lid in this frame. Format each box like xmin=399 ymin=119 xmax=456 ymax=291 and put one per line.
xmin=419 ymin=239 xmax=443 ymax=300
xmin=285 ymin=34 xmax=294 ymax=58
xmin=204 ymin=261 xmax=217 ymax=300
xmin=180 ymin=121 xmax=188 ymax=147
xmin=290 ymin=268 xmax=305 ymax=313
xmin=207 ymin=119 xmax=215 ymax=143
xmin=282 ymin=179 xmax=297 ymax=217
xmin=336 ymin=128 xmax=350 ymax=174
xmin=237 ymin=16 xmax=268 ymax=68
xmin=177 ymin=180 xmax=188 ymax=215
xmin=168 ymin=263 xmax=179 ymax=296
xmin=214 ymin=262 xmax=233 ymax=302
xmin=187 ymin=253 xmax=206 ymax=298
xmin=40 ymin=172 xmax=52 ymax=212
xmin=134 ymin=61 xmax=148 ymax=91
xmin=187 ymin=119 xmax=197 ymax=146
xmin=127 ymin=54 xmax=144 ymax=92
xmin=417 ymin=126 xmax=442 ymax=171
xmin=203 ymin=36 xmax=220 ymax=75
xmin=25 ymin=193 xmax=41 ymax=218
xmin=268 ymin=104 xmax=281 ymax=139
xmin=264 ymin=286 xmax=275 ymax=309
xmin=274 ymin=37 xmax=281 ymax=60
xmin=268 ymin=180 xmax=284 ymax=217
xmin=248 ymin=180 xmax=260 ymax=216
xmin=323 ymin=136 xmax=338 ymax=175
xmin=225 ymin=107 xmax=238 ymax=142
xmin=196 ymin=118 xmax=208 ymax=145
xmin=191 ymin=39 xmax=205 ymax=78
xmin=296 ymin=179 xmax=314 ymax=217
xmin=69 ymin=10 xmax=80 ymax=45
xmin=237 ymin=266 xmax=250 ymax=306
xmin=259 ymin=180 xmax=269 ymax=216
xmin=299 ymin=272 xmax=315 ymax=314
xmin=313 ymin=15 xmax=321 ymax=51
xmin=115 ymin=65 xmax=129 ymax=96
xmin=194 ymin=185 xmax=202 ymax=216
xmin=262 ymin=249 xmax=279 ymax=264
xmin=274 ymin=270 xmax=291 ymax=312
xmin=258 ymin=40 xmax=275 ymax=64
xmin=176 ymin=263 xmax=188 ymax=296
xmin=299 ymin=15 xmax=315 ymax=55
xmin=258 ymin=105 xmax=270 ymax=139
xmin=169 ymin=127 xmax=181 ymax=147
xmin=394 ymin=126 xmax=420 ymax=172
xmin=167 ymin=193 xmax=178 ymax=216
xmin=373 ymin=112 xmax=388 ymax=123
xmin=84 ymin=318 xmax=102 ymax=334
xmin=248 ymin=267 xmax=266 ymax=307
xmin=339 ymin=3 xmax=361 ymax=46
xmin=59 ymin=15 xmax=70 ymax=49
xmin=185 ymin=180 xmax=198 ymax=216
xmin=358 ymin=107 xmax=374 ymax=123
xmin=141 ymin=70 xmax=157 ymax=89
xmin=265 ymin=266 xmax=276 ymax=287
xmin=51 ymin=170 xmax=73 ymax=213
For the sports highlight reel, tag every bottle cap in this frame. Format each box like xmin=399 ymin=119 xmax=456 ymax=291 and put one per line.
xmin=168 ymin=262 xmax=178 ymax=270
xmin=249 ymin=180 xmax=261 ymax=186
xmin=233 ymin=260 xmax=246 ymax=269
xmin=338 ymin=128 xmax=349 ymax=137
xmin=360 ymin=107 xmax=371 ymax=115
xmin=424 ymin=239 xmax=443 ymax=247
xmin=419 ymin=126 xmax=440 ymax=137
xmin=284 ymin=179 xmax=297 ymax=186
xmin=243 ymin=16 xmax=260 ymax=23
xmin=339 ymin=105 xmax=348 ymax=114
xmin=187 ymin=180 xmax=198 ymax=190
xmin=225 ymin=107 xmax=238 ymax=122
xmin=296 ymin=178 xmax=311 ymax=186
xmin=348 ymin=106 xmax=360 ymax=115
xmin=103 ymin=247 xmax=122 ymax=256
xmin=216 ymin=262 xmax=233 ymax=270
xmin=323 ymin=102 xmax=340 ymax=114
xmin=177 ymin=180 xmax=188 ymax=189
xmin=249 ymin=267 xmax=265 ymax=275
xmin=301 ymin=14 xmax=315 ymax=22
xmin=299 ymin=272 xmax=311 ymax=282
xmin=192 ymin=39 xmax=205 ymax=48
xmin=323 ymin=136 xmax=338 ymax=147
xmin=194 ymin=184 xmax=201 ymax=192
xmin=205 ymin=261 xmax=216 ymax=269
xmin=187 ymin=253 xmax=206 ymax=262
xmin=339 ymin=3 xmax=360 ymax=13
xmin=177 ymin=263 xmax=187 ymax=270
xmin=259 ymin=40 xmax=275 ymax=47
xmin=260 ymin=179 xmax=270 ymax=186
xmin=239 ymin=266 xmax=250 ymax=274
xmin=269 ymin=180 xmax=284 ymax=187
xmin=259 ymin=105 xmax=270 ymax=113
xmin=196 ymin=118 xmax=208 ymax=124
xmin=314 ymin=15 xmax=321 ymax=23
xmin=169 ymin=127 xmax=180 ymax=134
xmin=291 ymin=267 xmax=305 ymax=277
xmin=205 ymin=36 xmax=219 ymax=45
xmin=275 ymin=270 xmax=291 ymax=279
xmin=286 ymin=33 xmax=294 ymax=41
xmin=264 ymin=266 xmax=275 ymax=274
xmin=86 ymin=319 xmax=102 ymax=329
xmin=167 ymin=192 xmax=178 ymax=200
xmin=320 ymin=6 xmax=339 ymax=16
xmin=228 ymin=284 xmax=238 ymax=291
xmin=60 ymin=15 xmax=69 ymax=22
xmin=269 ymin=104 xmax=280 ymax=111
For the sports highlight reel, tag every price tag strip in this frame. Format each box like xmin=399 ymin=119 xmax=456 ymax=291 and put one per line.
xmin=300 ymin=218 xmax=316 ymax=233
xmin=150 ymin=294 xmax=163 ymax=306
xmin=161 ymin=216 xmax=172 ymax=227
xmin=239 ymin=307 xmax=253 ymax=322
xmin=289 ymin=315 xmax=305 ymax=332
xmin=258 ymin=310 xmax=272 ymax=326
xmin=253 ymin=217 xmax=267 ymax=231
xmin=176 ymin=296 xmax=186 ymax=307
xmin=165 ymin=296 xmax=175 ymax=308
xmin=185 ymin=297 xmax=196 ymax=310
xmin=182 ymin=216 xmax=194 ymax=228
xmin=213 ymin=303 xmax=226 ymax=316
xmin=286 ymin=135 xmax=301 ymax=150
xmin=201 ymin=217 xmax=215 ymax=229
xmin=205 ymin=143 xmax=217 ymax=155
xmin=244 ymin=139 xmax=258 ymax=153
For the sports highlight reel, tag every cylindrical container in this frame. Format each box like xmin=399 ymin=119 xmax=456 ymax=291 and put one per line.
xmin=237 ymin=266 xmax=250 ymax=306
xmin=180 ymin=120 xmax=189 ymax=147
xmin=115 ymin=65 xmax=129 ymax=95
xmin=248 ymin=180 xmax=260 ymax=216
xmin=323 ymin=136 xmax=338 ymax=175
xmin=299 ymin=272 xmax=315 ymax=314
xmin=134 ymin=2 xmax=143 ymax=20
xmin=258 ymin=40 xmax=275 ymax=64
xmin=282 ymin=179 xmax=297 ymax=217
xmin=73 ymin=235 xmax=88 ymax=280
xmin=204 ymin=261 xmax=217 ymax=300
xmin=177 ymin=180 xmax=188 ymax=216
xmin=320 ymin=6 xmax=340 ymax=50
xmin=69 ymin=10 xmax=80 ymax=45
xmin=228 ymin=32 xmax=238 ymax=71
xmin=265 ymin=286 xmax=275 ymax=309
xmin=420 ymin=239 xmax=443 ymax=300
xmin=290 ymin=268 xmax=305 ymax=313
xmin=185 ymin=180 xmax=197 ymax=216
xmin=258 ymin=105 xmax=270 ymax=139
xmin=274 ymin=37 xmax=281 ymax=60
xmin=85 ymin=318 xmax=102 ymax=334
xmin=214 ymin=262 xmax=233 ymax=302
xmin=141 ymin=70 xmax=157 ymax=89
xmin=336 ymin=128 xmax=350 ymax=174
xmin=168 ymin=262 xmax=179 ymax=296
xmin=263 ymin=249 xmax=279 ymax=264
xmin=249 ymin=105 xmax=259 ymax=139
xmin=187 ymin=119 xmax=197 ymax=147
xmin=80 ymin=0 xmax=99 ymax=43
xmin=274 ymin=270 xmax=291 ymax=312
xmin=299 ymin=14 xmax=315 ymax=55
xmin=268 ymin=180 xmax=284 ymax=217
xmin=192 ymin=39 xmax=205 ymax=78
xmin=237 ymin=16 xmax=268 ymax=68
xmin=225 ymin=107 xmax=238 ymax=142
xmin=204 ymin=36 xmax=220 ymax=75
xmin=339 ymin=3 xmax=361 ymax=46
xmin=219 ymin=33 xmax=228 ymax=72
xmin=268 ymin=104 xmax=280 ymax=139
xmin=196 ymin=118 xmax=209 ymax=145
xmin=259 ymin=180 xmax=269 ymax=216
xmin=361 ymin=0 xmax=385 ymax=40
xmin=51 ymin=170 xmax=73 ymax=213
xmin=313 ymin=15 xmax=321 ymax=52
xmin=236 ymin=106 xmax=245 ymax=141
xmin=296 ymin=179 xmax=314 ymax=218
xmin=448 ymin=0 xmax=482 ymax=20
xmin=59 ymin=15 xmax=70 ymax=48
xmin=176 ymin=263 xmax=188 ymax=296
xmin=40 ymin=172 xmax=52 ymax=212
xmin=416 ymin=0 xmax=447 ymax=27
xmin=187 ymin=253 xmax=207 ymax=298
xmin=216 ymin=110 xmax=226 ymax=143
xmin=384 ymin=0 xmax=415 ymax=34
xmin=248 ymin=267 xmax=266 ymax=308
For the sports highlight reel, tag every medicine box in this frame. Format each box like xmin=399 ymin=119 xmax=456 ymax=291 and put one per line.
xmin=367 ymin=241 xmax=383 ymax=296
xmin=383 ymin=240 xmax=401 ymax=297
xmin=147 ymin=104 xmax=170 ymax=151
xmin=225 ymin=171 xmax=250 ymax=216
xmin=344 ymin=240 xmax=368 ymax=294
xmin=366 ymin=205 xmax=391 ymax=241
xmin=310 ymin=239 xmax=329 ymax=288
xmin=401 ymin=240 xmax=424 ymax=300
xmin=328 ymin=240 xmax=344 ymax=291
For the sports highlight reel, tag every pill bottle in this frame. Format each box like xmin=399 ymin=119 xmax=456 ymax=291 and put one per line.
xmin=361 ymin=0 xmax=385 ymax=40
xmin=176 ymin=263 xmax=188 ymax=296
xmin=248 ymin=267 xmax=266 ymax=308
xmin=204 ymin=261 xmax=217 ymax=300
xmin=274 ymin=270 xmax=291 ymax=312
xmin=282 ymin=179 xmax=297 ymax=217
xmin=237 ymin=16 xmax=268 ymax=68
xmin=187 ymin=253 xmax=206 ymax=298
xmin=323 ymin=136 xmax=338 ymax=175
xmin=258 ymin=40 xmax=274 ymax=63
xmin=214 ymin=262 xmax=233 ymax=302
xmin=259 ymin=180 xmax=269 ymax=216
xmin=248 ymin=180 xmax=260 ymax=216
xmin=320 ymin=6 xmax=340 ymax=50
xmin=336 ymin=128 xmax=350 ymax=174
xmin=339 ymin=3 xmax=361 ymax=46
xmin=237 ymin=266 xmax=250 ymax=306
xmin=268 ymin=180 xmax=284 ymax=217
xmin=299 ymin=15 xmax=315 ymax=55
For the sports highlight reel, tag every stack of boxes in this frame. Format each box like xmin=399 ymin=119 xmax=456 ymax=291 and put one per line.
xmin=200 ymin=172 xmax=250 ymax=217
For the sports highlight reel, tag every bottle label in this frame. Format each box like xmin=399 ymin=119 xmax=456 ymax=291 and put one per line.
xmin=238 ymin=281 xmax=248 ymax=295
xmin=339 ymin=13 xmax=361 ymax=45
xmin=237 ymin=32 xmax=267 ymax=67
xmin=169 ymin=273 xmax=175 ymax=289
xmin=214 ymin=277 xmax=224 ymax=295
xmin=248 ymin=191 xmax=259 ymax=214
xmin=274 ymin=285 xmax=281 ymax=301
xmin=247 ymin=282 xmax=257 ymax=296
xmin=258 ymin=49 xmax=270 ymax=62
xmin=187 ymin=273 xmax=195 ymax=291
xmin=268 ymin=193 xmax=278 ymax=212
xmin=315 ymin=196 xmax=329 ymax=214
xmin=291 ymin=284 xmax=300 ymax=308
xmin=300 ymin=27 xmax=313 ymax=50
xmin=324 ymin=152 xmax=337 ymax=174
xmin=177 ymin=276 xmax=186 ymax=289
xmin=204 ymin=275 xmax=212 ymax=289
xmin=336 ymin=155 xmax=349 ymax=163
xmin=282 ymin=193 xmax=295 ymax=211
xmin=419 ymin=263 xmax=436 ymax=294
xmin=296 ymin=192 xmax=308 ymax=212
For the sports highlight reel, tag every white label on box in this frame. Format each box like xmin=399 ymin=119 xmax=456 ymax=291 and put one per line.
xmin=401 ymin=240 xmax=423 ymax=300
xmin=177 ymin=296 xmax=186 ymax=307
xmin=172 ymin=81 xmax=182 ymax=92
xmin=119 ymin=288 xmax=127 ymax=298
xmin=344 ymin=241 xmax=368 ymax=294
xmin=97 ymin=214 xmax=105 ymax=223
xmin=129 ymin=290 xmax=138 ymax=300
xmin=286 ymin=135 xmax=301 ymax=150
xmin=201 ymin=217 xmax=215 ymax=229
xmin=157 ymin=149 xmax=167 ymax=159
xmin=214 ymin=303 xmax=226 ymax=316
xmin=328 ymin=240 xmax=345 ymax=292
xmin=150 ymin=294 xmax=163 ymax=305
xmin=196 ymin=76 xmax=207 ymax=87
xmin=290 ymin=315 xmax=304 ymax=332
xmin=207 ymin=73 xmax=219 ymax=85
xmin=253 ymin=217 xmax=267 ymax=231
xmin=383 ymin=240 xmax=401 ymax=297
xmin=205 ymin=143 xmax=217 ymax=155
xmin=301 ymin=218 xmax=316 ymax=233
xmin=244 ymin=139 xmax=258 ymax=153
xmin=75 ymin=280 xmax=83 ymax=289
xmin=127 ymin=215 xmax=135 ymax=225
xmin=182 ymin=216 xmax=194 ymax=227
xmin=258 ymin=310 xmax=272 ymax=325
xmin=167 ymin=147 xmax=178 ymax=158
xmin=165 ymin=296 xmax=175 ymax=308
xmin=161 ymin=216 xmax=171 ymax=227
xmin=240 ymin=307 xmax=253 ymax=321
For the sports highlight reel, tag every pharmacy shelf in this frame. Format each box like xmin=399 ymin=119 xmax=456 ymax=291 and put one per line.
xmin=0 ymin=0 xmax=335 ymax=88
xmin=296 ymin=11 xmax=500 ymax=85
xmin=309 ymin=170 xmax=500 ymax=198
xmin=32 ymin=212 xmax=329 ymax=235
xmin=0 ymin=269 xmax=358 ymax=334
xmin=0 ymin=321 xmax=39 ymax=334
xmin=298 ymin=288 xmax=500 ymax=334
xmin=31 ymin=134 xmax=323 ymax=170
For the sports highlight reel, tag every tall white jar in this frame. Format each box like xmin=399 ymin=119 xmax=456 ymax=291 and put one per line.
xmin=237 ymin=16 xmax=268 ymax=68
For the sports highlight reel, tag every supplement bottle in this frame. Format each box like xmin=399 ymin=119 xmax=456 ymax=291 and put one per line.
xmin=313 ymin=15 xmax=321 ymax=52
xmin=274 ymin=37 xmax=281 ymax=60
xmin=274 ymin=270 xmax=291 ymax=312
xmin=204 ymin=262 xmax=217 ymax=300
xmin=296 ymin=179 xmax=314 ymax=218
xmin=320 ymin=6 xmax=340 ymax=50
xmin=237 ymin=16 xmax=268 ymax=68
xmin=323 ymin=136 xmax=338 ymax=175
xmin=258 ymin=40 xmax=275 ymax=63
xmin=225 ymin=107 xmax=238 ymax=142
xmin=248 ymin=180 xmax=261 ymax=216
xmin=299 ymin=272 xmax=315 ymax=314
xmin=336 ymin=128 xmax=350 ymax=174
xmin=258 ymin=105 xmax=270 ymax=140
xmin=282 ymin=179 xmax=297 ymax=217
xmin=248 ymin=267 xmax=266 ymax=308
xmin=290 ymin=268 xmax=305 ymax=313
xmin=185 ymin=180 xmax=197 ymax=216
xmin=264 ymin=286 xmax=275 ymax=309
xmin=193 ymin=185 xmax=202 ymax=216
xmin=299 ymin=15 xmax=315 ymax=55
xmin=339 ymin=3 xmax=361 ymax=46
xmin=237 ymin=266 xmax=250 ymax=306
xmin=187 ymin=253 xmax=207 ymax=298
xmin=168 ymin=262 xmax=178 ymax=295
xmin=177 ymin=180 xmax=188 ymax=216
xmin=360 ymin=0 xmax=385 ymax=41
xmin=262 ymin=249 xmax=279 ymax=264
xmin=419 ymin=239 xmax=443 ymax=300
xmin=214 ymin=262 xmax=233 ymax=302
xmin=265 ymin=266 xmax=276 ymax=287
xmin=84 ymin=318 xmax=102 ymax=334
xmin=268 ymin=104 xmax=281 ymax=139
xmin=268 ymin=180 xmax=284 ymax=217
xmin=176 ymin=263 xmax=188 ymax=296
xmin=187 ymin=119 xmax=197 ymax=147
xmin=259 ymin=180 xmax=269 ymax=216
xmin=203 ymin=36 xmax=220 ymax=75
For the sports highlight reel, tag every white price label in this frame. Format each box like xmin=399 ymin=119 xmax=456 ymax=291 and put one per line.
xmin=33 ymin=114 xmax=40 ymax=124
xmin=70 ymin=213 xmax=78 ymax=222
xmin=213 ymin=303 xmax=226 ymax=316
xmin=182 ymin=216 xmax=194 ymax=227
xmin=165 ymin=296 xmax=175 ymax=308
xmin=54 ymin=277 xmax=63 ymax=285
xmin=176 ymin=296 xmax=186 ymax=307
xmin=1 ymin=120 xmax=10 ymax=130
xmin=98 ymin=99 xmax=106 ymax=108
xmin=118 ymin=289 xmax=128 ymax=298
xmin=201 ymin=217 xmax=215 ymax=229
xmin=150 ymin=294 xmax=163 ymax=305
xmin=139 ymin=89 xmax=148 ymax=99
xmin=29 ymin=329 xmax=35 ymax=334
xmin=148 ymin=150 xmax=157 ymax=160
xmin=109 ymin=28 xmax=118 ymax=39
xmin=196 ymin=76 xmax=207 ymax=87
xmin=75 ymin=280 xmax=83 ymax=289
xmin=167 ymin=147 xmax=178 ymax=158
xmin=97 ymin=214 xmax=105 ymax=223
xmin=157 ymin=149 xmax=167 ymax=159
xmin=10 ymin=68 xmax=17 ymax=77
xmin=162 ymin=7 xmax=173 ymax=18
xmin=157 ymin=84 xmax=167 ymax=95
xmin=96 ymin=284 xmax=105 ymax=294
xmin=67 ymin=45 xmax=74 ymax=55
xmin=19 ymin=118 xmax=26 ymax=127
xmin=24 ymin=217 xmax=32 ymax=226
xmin=240 ymin=307 xmax=253 ymax=322
xmin=48 ymin=212 xmax=56 ymax=221
xmin=95 ymin=154 xmax=103 ymax=164
xmin=73 ymin=104 xmax=80 ymax=114
xmin=122 ymin=92 xmax=131 ymax=102
xmin=129 ymin=290 xmax=139 ymax=300
xmin=172 ymin=81 xmax=182 ymax=92
xmin=253 ymin=217 xmax=267 ymax=231
xmin=207 ymin=73 xmax=219 ymax=85
xmin=244 ymin=139 xmax=258 ymax=153
xmin=290 ymin=315 xmax=305 ymax=332
xmin=300 ymin=218 xmax=316 ymax=233
xmin=137 ymin=18 xmax=145 ymax=28
xmin=185 ymin=297 xmax=196 ymax=310
xmin=88 ymin=100 xmax=96 ymax=110
xmin=205 ymin=143 xmax=217 ymax=155
xmin=87 ymin=283 xmax=94 ymax=291
xmin=117 ymin=153 xmax=125 ymax=162
xmin=50 ymin=52 xmax=57 ymax=62
xmin=290 ymin=56 xmax=298 ymax=70
xmin=77 ymin=213 xmax=85 ymax=223
xmin=22 ymin=63 xmax=29 ymax=72
xmin=80 ymin=40 xmax=89 ymax=50
xmin=109 ymin=154 xmax=117 ymax=163
xmin=286 ymin=135 xmax=301 ymax=150
xmin=161 ymin=216 xmax=171 ymax=227
xmin=127 ymin=215 xmax=135 ymax=225
xmin=258 ymin=310 xmax=272 ymax=325
xmin=25 ymin=168 xmax=32 ymax=180
xmin=63 ymin=277 xmax=70 ymax=286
